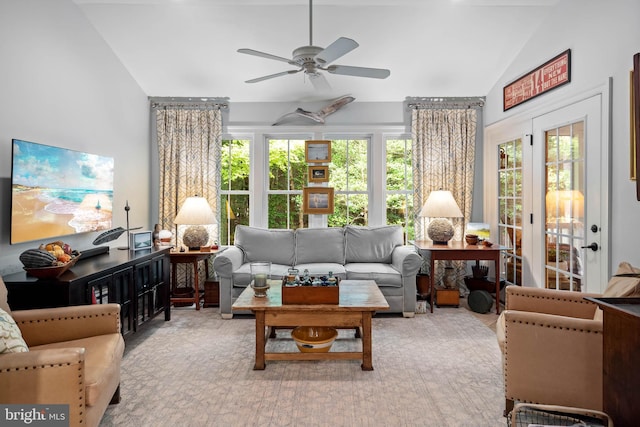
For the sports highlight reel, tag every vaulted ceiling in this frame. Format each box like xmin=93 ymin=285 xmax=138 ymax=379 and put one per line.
xmin=73 ymin=0 xmax=558 ymax=103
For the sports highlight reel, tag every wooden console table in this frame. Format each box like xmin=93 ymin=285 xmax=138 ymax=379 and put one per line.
xmin=3 ymin=246 xmax=171 ymax=337
xmin=586 ymin=297 xmax=640 ymax=427
xmin=413 ymin=240 xmax=508 ymax=314
xmin=169 ymin=249 xmax=218 ymax=310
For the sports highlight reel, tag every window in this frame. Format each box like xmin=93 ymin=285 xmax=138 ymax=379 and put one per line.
xmin=498 ymin=139 xmax=523 ymax=286
xmin=385 ymin=137 xmax=413 ymax=242
xmin=267 ymin=138 xmax=307 ymax=229
xmin=329 ymin=138 xmax=369 ymax=226
xmin=219 ymin=138 xmax=250 ymax=245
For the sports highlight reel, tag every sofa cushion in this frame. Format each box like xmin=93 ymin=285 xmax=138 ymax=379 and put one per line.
xmin=295 ymin=227 xmax=345 ymax=264
xmin=345 ymin=263 xmax=403 ymax=287
xmin=594 ymin=261 xmax=640 ymax=321
xmin=344 ymin=225 xmax=403 ymax=264
xmin=31 ymin=333 xmax=124 ymax=407
xmin=235 ymin=225 xmax=295 ymax=266
xmin=0 ymin=308 xmax=28 ymax=354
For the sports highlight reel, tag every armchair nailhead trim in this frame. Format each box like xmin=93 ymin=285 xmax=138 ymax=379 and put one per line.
xmin=509 ymin=319 xmax=602 ymax=334
xmin=508 ymin=291 xmax=595 ymax=305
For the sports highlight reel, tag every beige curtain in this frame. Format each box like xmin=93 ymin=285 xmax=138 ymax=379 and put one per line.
xmin=412 ymin=107 xmax=477 ymax=289
xmin=156 ymin=107 xmax=222 ymax=287
xmin=156 ymin=107 xmax=222 ymax=240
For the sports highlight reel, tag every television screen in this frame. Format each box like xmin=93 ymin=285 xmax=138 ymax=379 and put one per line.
xmin=11 ymin=139 xmax=114 ymax=245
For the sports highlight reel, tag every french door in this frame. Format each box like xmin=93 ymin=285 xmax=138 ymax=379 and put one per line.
xmin=531 ymin=94 xmax=608 ymax=293
xmin=486 ymin=89 xmax=609 ymax=293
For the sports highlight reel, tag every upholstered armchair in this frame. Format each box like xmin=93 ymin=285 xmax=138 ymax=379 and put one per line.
xmin=0 ymin=278 xmax=125 ymax=427
xmin=496 ymin=261 xmax=640 ymax=416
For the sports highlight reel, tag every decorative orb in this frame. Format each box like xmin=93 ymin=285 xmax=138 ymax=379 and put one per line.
xmin=427 ymin=218 xmax=455 ymax=244
xmin=182 ymin=225 xmax=209 ymax=249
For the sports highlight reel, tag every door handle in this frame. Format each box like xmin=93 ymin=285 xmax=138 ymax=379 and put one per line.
xmin=581 ymin=242 xmax=599 ymax=251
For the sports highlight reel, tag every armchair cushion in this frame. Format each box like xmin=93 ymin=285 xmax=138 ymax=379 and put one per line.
xmin=0 ymin=308 xmax=28 ymax=353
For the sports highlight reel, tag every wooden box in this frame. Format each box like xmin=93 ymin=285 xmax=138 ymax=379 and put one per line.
xmin=435 ymin=286 xmax=460 ymax=307
xmin=281 ymin=280 xmax=339 ymax=305
xmin=203 ymin=280 xmax=219 ymax=307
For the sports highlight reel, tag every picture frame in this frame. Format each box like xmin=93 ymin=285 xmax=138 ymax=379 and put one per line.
xmin=631 ymin=70 xmax=637 ymax=181
xmin=503 ymin=49 xmax=571 ymax=111
xmin=302 ymin=187 xmax=334 ymax=214
xmin=633 ymin=52 xmax=640 ymax=200
xmin=305 ymin=140 xmax=331 ymax=163
xmin=130 ymin=230 xmax=153 ymax=251
xmin=308 ymin=165 xmax=329 ymax=183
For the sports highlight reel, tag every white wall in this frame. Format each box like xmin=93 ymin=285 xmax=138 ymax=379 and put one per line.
xmin=483 ymin=0 xmax=640 ymax=270
xmin=0 ymin=0 xmax=150 ymax=275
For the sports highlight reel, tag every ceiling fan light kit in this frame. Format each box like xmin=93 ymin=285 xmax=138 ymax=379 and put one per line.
xmin=238 ymin=0 xmax=390 ymax=90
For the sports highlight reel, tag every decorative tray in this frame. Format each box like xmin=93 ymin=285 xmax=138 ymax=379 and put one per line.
xmin=24 ymin=254 xmax=81 ymax=279
xmin=281 ymin=276 xmax=340 ymax=305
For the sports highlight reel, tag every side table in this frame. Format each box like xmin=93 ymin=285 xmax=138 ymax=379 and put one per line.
xmin=169 ymin=249 xmax=218 ymax=310
xmin=413 ymin=240 xmax=508 ymax=314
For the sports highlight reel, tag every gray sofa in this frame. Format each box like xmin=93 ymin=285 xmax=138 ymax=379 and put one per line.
xmin=213 ymin=224 xmax=422 ymax=318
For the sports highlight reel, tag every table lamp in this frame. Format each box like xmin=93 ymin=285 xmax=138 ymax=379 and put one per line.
xmin=419 ymin=190 xmax=463 ymax=244
xmin=174 ymin=196 xmax=217 ymax=250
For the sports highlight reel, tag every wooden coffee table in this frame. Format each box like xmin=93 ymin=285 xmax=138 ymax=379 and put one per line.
xmin=232 ymin=280 xmax=389 ymax=370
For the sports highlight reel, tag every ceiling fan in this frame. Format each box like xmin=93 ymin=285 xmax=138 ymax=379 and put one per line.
xmin=237 ymin=0 xmax=390 ymax=90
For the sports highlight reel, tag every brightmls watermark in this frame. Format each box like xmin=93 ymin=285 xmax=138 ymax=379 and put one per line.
xmin=0 ymin=405 xmax=68 ymax=426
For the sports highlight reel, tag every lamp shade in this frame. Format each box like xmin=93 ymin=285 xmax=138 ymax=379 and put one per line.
xmin=419 ymin=190 xmax=463 ymax=218
xmin=174 ymin=196 xmax=217 ymax=225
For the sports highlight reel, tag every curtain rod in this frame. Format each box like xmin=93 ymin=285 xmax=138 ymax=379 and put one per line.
xmin=406 ymin=97 xmax=485 ymax=109
xmin=149 ymin=96 xmax=229 ymax=110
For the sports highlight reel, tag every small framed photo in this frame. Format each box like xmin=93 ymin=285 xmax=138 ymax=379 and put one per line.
xmin=130 ymin=230 xmax=153 ymax=251
xmin=302 ymin=187 xmax=334 ymax=214
xmin=308 ymin=165 xmax=329 ymax=183
xmin=305 ymin=140 xmax=331 ymax=163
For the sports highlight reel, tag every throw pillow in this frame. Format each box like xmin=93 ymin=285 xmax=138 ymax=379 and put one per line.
xmin=0 ymin=276 xmax=11 ymax=315
xmin=0 ymin=307 xmax=28 ymax=353
xmin=594 ymin=261 xmax=640 ymax=321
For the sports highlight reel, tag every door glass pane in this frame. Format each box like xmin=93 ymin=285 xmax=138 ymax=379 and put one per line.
xmin=498 ymin=139 xmax=523 ymax=286
xmin=544 ymin=121 xmax=585 ymax=292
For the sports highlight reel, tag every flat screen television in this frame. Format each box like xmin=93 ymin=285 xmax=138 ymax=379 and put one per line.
xmin=10 ymin=139 xmax=114 ymax=245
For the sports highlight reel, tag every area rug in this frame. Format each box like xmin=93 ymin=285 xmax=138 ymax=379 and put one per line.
xmin=100 ymin=307 xmax=506 ymax=426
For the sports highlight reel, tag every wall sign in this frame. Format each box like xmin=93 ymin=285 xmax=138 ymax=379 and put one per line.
xmin=503 ymin=49 xmax=571 ymax=111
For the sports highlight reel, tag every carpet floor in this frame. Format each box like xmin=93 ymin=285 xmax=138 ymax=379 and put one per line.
xmin=100 ymin=304 xmax=506 ymax=427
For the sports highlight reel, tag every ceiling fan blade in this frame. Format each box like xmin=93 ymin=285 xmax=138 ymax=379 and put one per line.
xmin=315 ymin=37 xmax=359 ymax=65
xmin=327 ymin=65 xmax=390 ymax=79
xmin=245 ymin=69 xmax=301 ymax=83
xmin=308 ymin=73 xmax=331 ymax=91
xmin=238 ymin=48 xmax=295 ymax=65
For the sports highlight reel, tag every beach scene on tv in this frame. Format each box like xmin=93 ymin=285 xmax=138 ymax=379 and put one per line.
xmin=11 ymin=139 xmax=114 ymax=244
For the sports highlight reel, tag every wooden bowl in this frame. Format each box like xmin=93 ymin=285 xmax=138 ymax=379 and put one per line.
xmin=291 ymin=326 xmax=338 ymax=353
xmin=24 ymin=254 xmax=81 ymax=279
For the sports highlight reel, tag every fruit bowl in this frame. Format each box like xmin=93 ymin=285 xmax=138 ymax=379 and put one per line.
xmin=291 ymin=326 xmax=338 ymax=353
xmin=24 ymin=254 xmax=81 ymax=279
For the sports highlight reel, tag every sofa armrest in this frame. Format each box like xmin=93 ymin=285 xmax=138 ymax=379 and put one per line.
xmin=391 ymin=245 xmax=422 ymax=276
xmin=213 ymin=246 xmax=244 ymax=278
xmin=505 ymin=285 xmax=599 ymax=319
xmin=0 ymin=347 xmax=86 ymax=404
xmin=12 ymin=303 xmax=121 ymax=347
xmin=504 ymin=310 xmax=603 ymax=410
